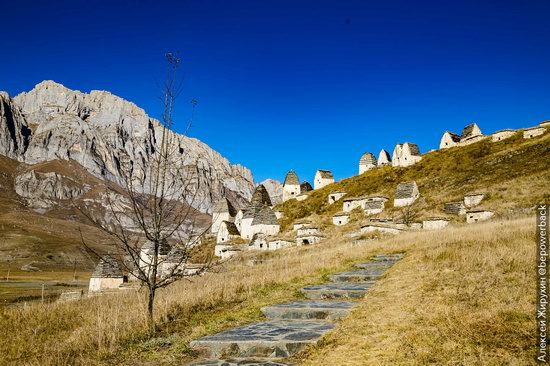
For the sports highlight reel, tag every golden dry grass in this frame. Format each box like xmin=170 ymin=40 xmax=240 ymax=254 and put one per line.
xmin=0 ymin=216 xmax=536 ymax=365
xmin=297 ymin=217 xmax=536 ymax=365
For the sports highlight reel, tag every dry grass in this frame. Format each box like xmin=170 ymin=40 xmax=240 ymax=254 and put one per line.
xmin=296 ymin=217 xmax=536 ymax=365
xmin=0 ymin=216 xmax=536 ymax=365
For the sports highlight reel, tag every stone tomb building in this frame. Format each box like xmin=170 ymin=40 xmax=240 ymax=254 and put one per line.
xmin=89 ymin=255 xmax=124 ymax=293
xmin=364 ymin=200 xmax=385 ymax=215
xmin=328 ymin=191 xmax=346 ymax=204
xmin=439 ymin=123 xmax=484 ymax=149
xmin=342 ymin=196 xmax=368 ymax=212
xmin=211 ymin=198 xmax=238 ymax=234
xmin=332 ymin=212 xmax=350 ymax=226
xmin=282 ymin=170 xmax=300 ymax=202
xmin=296 ymin=226 xmax=324 ymax=246
xmin=422 ymin=217 xmax=450 ymax=230
xmin=394 ymin=181 xmax=420 ymax=207
xmin=314 ymin=170 xmax=334 ymax=189
xmin=392 ymin=142 xmax=422 ymax=167
xmin=444 ymin=201 xmax=466 ymax=215
xmin=460 ymin=123 xmax=484 ymax=145
xmin=523 ymin=126 xmax=546 ymax=139
xmin=492 ymin=129 xmax=516 ymax=142
xmin=466 ymin=210 xmax=494 ymax=224
xmin=217 ymin=220 xmax=240 ymax=244
xmin=439 ymin=131 xmax=461 ymax=149
xmin=377 ymin=149 xmax=391 ymax=166
xmin=464 ymin=193 xmax=485 ymax=208
xmin=358 ymin=152 xmax=377 ymax=174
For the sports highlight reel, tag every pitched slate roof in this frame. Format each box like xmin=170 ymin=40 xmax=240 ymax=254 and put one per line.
xmin=444 ymin=201 xmax=466 ymax=214
xmin=461 ymin=123 xmax=481 ymax=139
xmin=251 ymin=205 xmax=279 ymax=226
xmin=300 ymin=181 xmax=313 ymax=193
xmin=213 ymin=197 xmax=238 ymax=216
xmin=91 ymin=255 xmax=123 ymax=278
xmin=316 ymin=170 xmax=334 ymax=179
xmin=403 ymin=142 xmax=420 ymax=156
xmin=364 ymin=200 xmax=384 ymax=210
xmin=395 ymin=181 xmax=418 ymax=199
xmin=221 ymin=220 xmax=240 ymax=235
xmin=378 ymin=149 xmax=391 ymax=163
xmin=250 ymin=184 xmax=272 ymax=207
xmin=359 ymin=152 xmax=377 ymax=165
xmin=444 ymin=131 xmax=461 ymax=142
xmin=283 ymin=170 xmax=300 ymax=186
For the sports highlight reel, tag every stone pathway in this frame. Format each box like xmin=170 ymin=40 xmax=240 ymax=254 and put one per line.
xmin=189 ymin=253 xmax=403 ymax=365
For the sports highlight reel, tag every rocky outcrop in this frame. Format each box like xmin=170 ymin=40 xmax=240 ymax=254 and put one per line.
xmin=2 ymin=81 xmax=255 ymax=213
xmin=0 ymin=92 xmax=31 ymax=159
xmin=260 ymin=179 xmax=283 ymax=205
xmin=15 ymin=170 xmax=86 ymax=208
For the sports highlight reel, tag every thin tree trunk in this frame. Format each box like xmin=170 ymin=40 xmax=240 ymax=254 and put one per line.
xmin=147 ymin=286 xmax=156 ymax=333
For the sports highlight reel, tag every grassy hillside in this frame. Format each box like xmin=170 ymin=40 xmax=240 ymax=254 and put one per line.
xmin=277 ymin=132 xmax=550 ymax=230
xmin=0 ymin=217 xmax=536 ymax=365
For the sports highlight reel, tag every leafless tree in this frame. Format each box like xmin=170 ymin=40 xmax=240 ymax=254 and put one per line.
xmin=400 ymin=205 xmax=418 ymax=227
xmin=78 ymin=52 xmax=214 ymax=332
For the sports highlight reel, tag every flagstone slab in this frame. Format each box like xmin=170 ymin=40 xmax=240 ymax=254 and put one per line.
xmin=190 ymin=320 xmax=334 ymax=359
xmin=354 ymin=261 xmax=394 ymax=270
xmin=261 ymin=300 xmax=356 ymax=321
xmin=372 ymin=253 xmax=404 ymax=262
xmin=301 ymin=282 xmax=375 ymax=299
xmin=330 ymin=268 xmax=386 ymax=282
xmin=189 ymin=360 xmax=294 ymax=366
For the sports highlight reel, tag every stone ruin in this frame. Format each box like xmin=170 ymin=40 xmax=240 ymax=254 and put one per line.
xmin=282 ymin=170 xmax=300 ymax=202
xmin=422 ymin=217 xmax=450 ymax=230
xmin=377 ymin=149 xmax=391 ymax=166
xmin=394 ymin=181 xmax=420 ymax=207
xmin=439 ymin=122 xmax=484 ymax=149
xmin=392 ymin=142 xmax=422 ymax=167
xmin=328 ymin=191 xmax=346 ymax=204
xmin=463 ymin=192 xmax=485 ymax=208
xmin=332 ymin=212 xmax=350 ymax=226
xmin=444 ymin=201 xmax=466 ymax=215
xmin=358 ymin=152 xmax=377 ymax=174
xmin=314 ymin=170 xmax=334 ymax=189
xmin=89 ymin=255 xmax=124 ymax=293
xmin=466 ymin=209 xmax=494 ymax=224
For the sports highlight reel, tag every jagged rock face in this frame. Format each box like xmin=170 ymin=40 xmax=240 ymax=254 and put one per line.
xmin=0 ymin=92 xmax=31 ymax=158
xmin=260 ymin=179 xmax=283 ymax=205
xmin=2 ymin=81 xmax=255 ymax=213
xmin=15 ymin=170 xmax=87 ymax=208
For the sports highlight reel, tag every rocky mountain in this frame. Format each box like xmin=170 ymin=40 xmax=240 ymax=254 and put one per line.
xmin=260 ymin=178 xmax=283 ymax=205
xmin=0 ymin=81 xmax=255 ymax=214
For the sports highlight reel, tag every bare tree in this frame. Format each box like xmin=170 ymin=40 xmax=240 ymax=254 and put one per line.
xmin=78 ymin=52 xmax=214 ymax=332
xmin=400 ymin=205 xmax=418 ymax=227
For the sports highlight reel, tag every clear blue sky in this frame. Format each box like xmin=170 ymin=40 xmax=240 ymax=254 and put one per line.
xmin=2 ymin=0 xmax=550 ymax=183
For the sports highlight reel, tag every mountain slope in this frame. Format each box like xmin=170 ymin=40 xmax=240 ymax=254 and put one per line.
xmin=1 ymin=81 xmax=255 ymax=213
xmin=276 ymin=131 xmax=550 ymax=230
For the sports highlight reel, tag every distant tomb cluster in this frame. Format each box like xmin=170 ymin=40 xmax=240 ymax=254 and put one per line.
xmin=210 ymin=119 xmax=548 ymax=262
xmin=86 ymin=238 xmax=202 ymax=295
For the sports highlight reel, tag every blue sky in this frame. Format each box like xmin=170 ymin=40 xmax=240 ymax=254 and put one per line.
xmin=2 ymin=0 xmax=550 ymax=183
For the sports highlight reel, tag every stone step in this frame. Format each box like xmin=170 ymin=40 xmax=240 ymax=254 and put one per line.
xmin=190 ymin=320 xmax=334 ymax=359
xmin=261 ymin=300 xmax=356 ymax=321
xmin=354 ymin=261 xmax=394 ymax=270
xmin=372 ymin=253 xmax=404 ymax=262
xmin=301 ymin=282 xmax=375 ymax=299
xmin=329 ymin=269 xmax=386 ymax=282
xmin=189 ymin=360 xmax=294 ymax=366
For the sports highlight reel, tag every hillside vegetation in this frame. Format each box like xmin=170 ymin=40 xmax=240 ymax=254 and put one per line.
xmin=0 ymin=216 xmax=536 ymax=365
xmin=277 ymin=132 xmax=550 ymax=230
